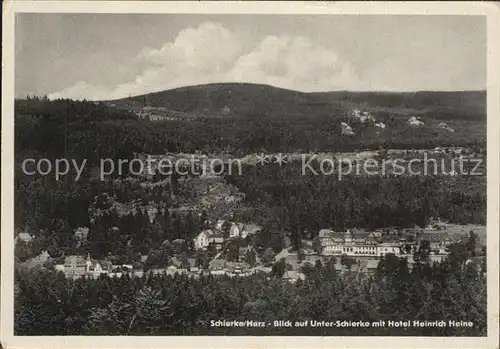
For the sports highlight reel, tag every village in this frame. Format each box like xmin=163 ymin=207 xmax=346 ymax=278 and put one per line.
xmin=16 ymin=216 xmax=485 ymax=283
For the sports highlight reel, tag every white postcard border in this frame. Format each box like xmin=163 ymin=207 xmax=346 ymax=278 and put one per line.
xmin=2 ymin=1 xmax=499 ymax=348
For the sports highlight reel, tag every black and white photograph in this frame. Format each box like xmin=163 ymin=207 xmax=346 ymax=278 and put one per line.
xmin=2 ymin=1 xmax=499 ymax=348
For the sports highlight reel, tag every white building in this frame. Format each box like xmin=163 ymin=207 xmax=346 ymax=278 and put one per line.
xmin=319 ymin=229 xmax=401 ymax=257
xmin=73 ymin=227 xmax=89 ymax=240
xmin=229 ymin=223 xmax=244 ymax=238
xmin=193 ymin=229 xmax=224 ymax=250
xmin=408 ymin=116 xmax=424 ymax=126
xmin=352 ymin=109 xmax=376 ymax=124
xmin=194 ymin=222 xmax=262 ymax=250
xmin=15 ymin=232 xmax=34 ymax=243
xmin=376 ymin=242 xmax=401 ymax=256
xmin=341 ymin=122 xmax=355 ymax=136
xmin=438 ymin=122 xmax=454 ymax=132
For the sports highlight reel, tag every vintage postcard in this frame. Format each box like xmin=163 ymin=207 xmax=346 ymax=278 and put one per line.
xmin=1 ymin=1 xmax=499 ymax=348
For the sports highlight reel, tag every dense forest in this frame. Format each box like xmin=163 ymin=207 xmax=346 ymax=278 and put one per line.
xmin=15 ymin=238 xmax=486 ymax=336
xmin=227 ymin=162 xmax=486 ymax=250
xmin=14 ymin=97 xmax=486 ymax=257
xmin=16 ymin=94 xmax=485 ymax=164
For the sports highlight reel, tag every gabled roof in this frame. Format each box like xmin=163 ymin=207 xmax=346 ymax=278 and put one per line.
xmin=209 ymin=259 xmax=226 ymax=269
xmin=352 ymin=230 xmax=371 ymax=239
xmin=101 ymin=261 xmax=112 ymax=270
xmin=378 ymin=235 xmax=400 ymax=244
xmin=418 ymin=232 xmax=450 ymax=243
xmin=318 ymin=229 xmax=344 ymax=239
xmin=37 ymin=250 xmax=50 ymax=259
xmin=282 ymin=270 xmax=306 ymax=280
xmin=18 ymin=232 xmax=33 ymax=241
xmin=215 ymin=220 xmax=226 ymax=229
xmin=243 ymin=223 xmax=262 ymax=235
xmin=64 ymin=255 xmax=86 ymax=265
xmin=318 ymin=229 xmax=334 ymax=238
xmin=200 ymin=229 xmax=215 ymax=237
xmin=379 ymin=241 xmax=400 ymax=246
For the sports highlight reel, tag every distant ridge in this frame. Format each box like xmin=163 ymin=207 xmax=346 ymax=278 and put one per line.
xmin=107 ymin=82 xmax=486 ymax=119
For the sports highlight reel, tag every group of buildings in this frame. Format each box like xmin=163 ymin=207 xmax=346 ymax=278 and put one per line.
xmin=54 ymin=254 xmax=129 ymax=279
xmin=46 ymin=220 xmax=262 ymax=280
xmin=318 ymin=224 xmax=459 ymax=257
xmin=52 ymin=252 xmax=270 ymax=281
xmin=193 ymin=220 xmax=262 ymax=250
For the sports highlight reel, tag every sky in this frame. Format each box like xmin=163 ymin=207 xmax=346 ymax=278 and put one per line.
xmin=15 ymin=14 xmax=486 ymax=100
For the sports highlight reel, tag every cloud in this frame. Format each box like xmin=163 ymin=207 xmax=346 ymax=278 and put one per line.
xmin=49 ymin=22 xmax=360 ymax=101
xmin=230 ymin=35 xmax=360 ymax=91
xmin=48 ymin=81 xmax=112 ymax=101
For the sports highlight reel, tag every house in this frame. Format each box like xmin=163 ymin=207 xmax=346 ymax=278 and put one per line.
xmin=226 ymin=261 xmax=249 ymax=274
xmin=73 ymin=227 xmax=89 ymax=241
xmin=351 ymin=229 xmax=372 ymax=243
xmin=438 ymin=122 xmax=454 ymax=132
xmin=225 ymin=222 xmax=261 ymax=239
xmin=63 ymin=255 xmax=89 ymax=279
xmin=319 ymin=229 xmax=402 ymax=256
xmin=229 ymin=223 xmax=244 ymax=238
xmin=166 ymin=265 xmax=179 ymax=276
xmin=149 ymin=114 xmax=168 ymax=121
xmin=134 ymin=269 xmax=144 ymax=277
xmin=193 ymin=229 xmax=224 ymax=250
xmin=194 ymin=221 xmax=261 ymax=250
xmin=21 ymin=250 xmax=52 ymax=269
xmin=252 ymin=266 xmax=272 ymax=275
xmin=149 ymin=267 xmax=166 ymax=275
xmin=282 ymin=270 xmax=306 ymax=283
xmin=320 ymin=229 xmax=378 ymax=256
xmin=341 ymin=122 xmax=355 ymax=136
xmin=240 ymin=223 xmax=262 ymax=238
xmin=61 ymin=254 xmax=115 ymax=279
xmin=215 ymin=220 xmax=228 ymax=231
xmin=376 ymin=241 xmax=401 ymax=256
xmin=16 ymin=232 xmax=34 ymax=243
xmin=33 ymin=250 xmax=50 ymax=263
xmin=108 ymin=271 xmax=123 ymax=278
xmin=352 ymin=109 xmax=376 ymax=124
xmin=318 ymin=229 xmax=345 ymax=255
xmin=87 ymin=261 xmax=109 ymax=279
xmin=416 ymin=232 xmax=455 ymax=255
xmin=172 ymin=238 xmax=186 ymax=245
xmin=408 ymin=116 xmax=424 ymax=126
xmin=209 ymin=259 xmax=227 ymax=271
xmin=431 ymin=218 xmax=448 ymax=230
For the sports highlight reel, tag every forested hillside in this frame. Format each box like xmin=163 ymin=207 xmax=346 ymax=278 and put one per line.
xmin=14 ymin=95 xmax=486 ymax=255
